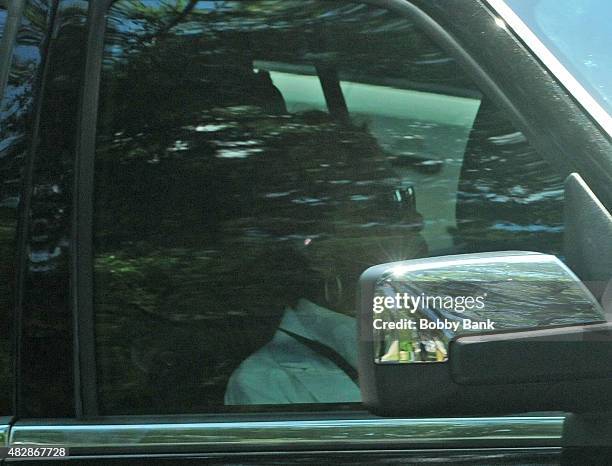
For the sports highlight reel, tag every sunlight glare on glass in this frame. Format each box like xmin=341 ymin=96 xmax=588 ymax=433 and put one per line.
xmin=494 ymin=17 xmax=507 ymax=29
xmin=392 ymin=265 xmax=410 ymax=277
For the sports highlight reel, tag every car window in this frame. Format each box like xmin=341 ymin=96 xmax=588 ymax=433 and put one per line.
xmin=0 ymin=0 xmax=17 ymax=416
xmin=17 ymin=0 xmax=82 ymax=418
xmin=93 ymin=0 xmax=565 ymax=415
xmin=0 ymin=0 xmax=51 ymax=415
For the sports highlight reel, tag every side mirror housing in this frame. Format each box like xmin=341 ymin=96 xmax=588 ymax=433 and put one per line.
xmin=358 ymin=251 xmax=611 ymax=416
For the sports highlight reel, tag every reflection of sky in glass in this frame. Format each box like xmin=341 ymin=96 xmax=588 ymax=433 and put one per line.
xmin=507 ymin=0 xmax=612 ymax=116
xmin=1 ymin=45 xmax=40 ymax=122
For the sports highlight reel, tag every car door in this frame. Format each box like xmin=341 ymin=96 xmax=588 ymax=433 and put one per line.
xmin=4 ymin=0 xmax=611 ymax=464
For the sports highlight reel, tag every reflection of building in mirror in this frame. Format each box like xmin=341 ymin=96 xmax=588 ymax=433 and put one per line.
xmin=374 ymin=315 xmax=449 ymax=364
xmin=377 ymin=337 xmax=448 ymax=363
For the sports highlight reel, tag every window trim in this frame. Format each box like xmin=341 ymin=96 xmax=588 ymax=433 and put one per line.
xmin=7 ymin=414 xmax=565 ymax=453
xmin=72 ymin=0 xmax=109 ymax=418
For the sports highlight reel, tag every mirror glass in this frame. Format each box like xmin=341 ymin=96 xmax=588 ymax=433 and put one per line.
xmin=370 ymin=252 xmax=605 ymax=364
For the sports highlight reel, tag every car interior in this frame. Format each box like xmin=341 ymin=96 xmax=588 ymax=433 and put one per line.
xmin=92 ymin=2 xmax=571 ymax=413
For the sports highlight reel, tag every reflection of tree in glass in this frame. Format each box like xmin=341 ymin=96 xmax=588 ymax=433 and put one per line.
xmin=381 ymin=260 xmax=604 ymax=338
xmin=0 ymin=0 xmax=62 ymax=415
xmin=94 ymin=0 xmax=441 ymax=413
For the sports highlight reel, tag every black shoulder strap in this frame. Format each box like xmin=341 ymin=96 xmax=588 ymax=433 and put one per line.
xmin=278 ymin=328 xmax=359 ymax=384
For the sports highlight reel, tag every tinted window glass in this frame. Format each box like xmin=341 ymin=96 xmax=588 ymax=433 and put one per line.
xmin=18 ymin=0 xmax=88 ymax=418
xmin=94 ymin=0 xmax=564 ymax=414
xmin=0 ymin=0 xmax=52 ymax=415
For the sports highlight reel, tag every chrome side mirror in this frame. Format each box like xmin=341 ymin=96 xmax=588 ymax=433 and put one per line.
xmin=359 ymin=251 xmax=611 ymax=416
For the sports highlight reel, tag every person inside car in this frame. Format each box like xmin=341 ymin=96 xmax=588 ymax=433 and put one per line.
xmin=223 ymin=107 xmax=428 ymax=405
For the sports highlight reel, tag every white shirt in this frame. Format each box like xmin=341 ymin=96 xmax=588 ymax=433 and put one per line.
xmin=224 ymin=299 xmax=360 ymax=405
